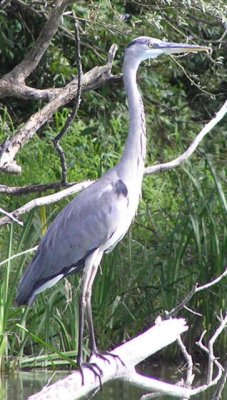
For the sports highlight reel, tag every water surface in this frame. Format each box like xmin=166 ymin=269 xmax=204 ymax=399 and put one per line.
xmin=1 ymin=364 xmax=226 ymax=399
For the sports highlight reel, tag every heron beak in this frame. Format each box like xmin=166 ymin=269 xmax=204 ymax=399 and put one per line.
xmin=160 ymin=42 xmax=211 ymax=55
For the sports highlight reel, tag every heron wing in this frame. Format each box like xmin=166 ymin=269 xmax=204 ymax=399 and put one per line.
xmin=16 ymin=173 xmax=130 ymax=305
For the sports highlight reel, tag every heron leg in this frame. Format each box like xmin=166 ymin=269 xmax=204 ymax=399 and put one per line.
xmin=77 ymin=249 xmax=103 ymax=384
xmin=86 ymin=258 xmax=125 ymax=368
xmin=85 ymin=265 xmax=100 ymax=356
xmin=77 ymin=285 xmax=86 ymax=368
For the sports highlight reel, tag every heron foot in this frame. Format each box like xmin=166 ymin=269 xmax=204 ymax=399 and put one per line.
xmin=79 ymin=362 xmax=103 ymax=386
xmin=91 ymin=350 xmax=125 ymax=367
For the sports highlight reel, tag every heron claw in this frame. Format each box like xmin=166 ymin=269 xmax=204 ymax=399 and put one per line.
xmin=79 ymin=362 xmax=103 ymax=387
xmin=91 ymin=350 xmax=125 ymax=366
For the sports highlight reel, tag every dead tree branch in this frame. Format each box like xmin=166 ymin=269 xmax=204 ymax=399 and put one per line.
xmin=26 ymin=314 xmax=226 ymax=400
xmin=27 ymin=318 xmax=188 ymax=400
xmin=196 ymin=313 xmax=227 ymax=386
xmin=0 ymin=0 xmax=74 ymax=100
xmin=0 ymin=207 xmax=23 ymax=226
xmin=0 ymin=44 xmax=118 ymax=174
xmin=0 ymin=180 xmax=92 ymax=226
xmin=144 ymin=99 xmax=227 ymax=176
xmin=213 ymin=360 xmax=227 ymax=400
xmin=0 ymin=181 xmax=74 ymax=195
xmin=0 ymin=0 xmax=118 ymax=174
xmin=139 ymin=276 xmax=227 ymax=400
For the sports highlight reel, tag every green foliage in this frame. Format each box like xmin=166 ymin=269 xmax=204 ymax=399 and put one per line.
xmin=0 ymin=0 xmax=226 ymax=368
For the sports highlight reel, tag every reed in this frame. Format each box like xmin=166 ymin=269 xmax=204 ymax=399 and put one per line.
xmin=0 ymin=158 xmax=225 ymax=368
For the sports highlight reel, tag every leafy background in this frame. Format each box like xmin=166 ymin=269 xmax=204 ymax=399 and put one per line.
xmin=0 ymin=0 xmax=226 ymax=368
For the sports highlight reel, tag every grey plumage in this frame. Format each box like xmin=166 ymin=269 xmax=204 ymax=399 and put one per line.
xmin=16 ymin=37 xmax=208 ymax=370
xmin=16 ymin=172 xmax=130 ymax=305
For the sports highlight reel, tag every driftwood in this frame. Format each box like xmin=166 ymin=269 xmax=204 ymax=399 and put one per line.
xmin=28 ymin=318 xmax=188 ymax=400
xmin=27 ymin=312 xmax=227 ymax=400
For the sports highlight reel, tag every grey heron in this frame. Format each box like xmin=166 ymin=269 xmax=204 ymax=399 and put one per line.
xmin=16 ymin=37 xmax=208 ymax=376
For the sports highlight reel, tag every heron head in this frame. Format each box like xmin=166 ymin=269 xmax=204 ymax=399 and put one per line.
xmin=125 ymin=37 xmax=210 ymax=61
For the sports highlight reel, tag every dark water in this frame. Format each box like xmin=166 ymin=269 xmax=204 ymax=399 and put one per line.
xmin=1 ymin=364 xmax=226 ymax=399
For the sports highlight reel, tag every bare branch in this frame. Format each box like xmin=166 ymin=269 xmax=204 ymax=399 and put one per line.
xmin=196 ymin=314 xmax=227 ymax=387
xmin=167 ymin=266 xmax=227 ymax=317
xmin=0 ymin=181 xmax=74 ymax=195
xmin=213 ymin=360 xmax=227 ymax=400
xmin=139 ymin=316 xmax=226 ymax=400
xmin=0 ymin=44 xmax=118 ymax=174
xmin=0 ymin=1 xmax=74 ymax=101
xmin=53 ymin=141 xmax=68 ymax=183
xmin=0 ymin=207 xmax=23 ymax=226
xmin=145 ymin=100 xmax=227 ymax=176
xmin=0 ymin=180 xmax=93 ymax=226
xmin=53 ymin=19 xmax=82 ymax=144
xmin=207 ymin=313 xmax=227 ymax=383
xmin=0 ymin=81 xmax=65 ymax=101
xmin=2 ymin=0 xmax=74 ymax=83
xmin=196 ymin=267 xmax=227 ymax=292
xmin=183 ymin=305 xmax=202 ymax=317
xmin=26 ymin=318 xmax=188 ymax=400
xmin=177 ymin=337 xmax=194 ymax=388
xmin=167 ymin=284 xmax=198 ymax=317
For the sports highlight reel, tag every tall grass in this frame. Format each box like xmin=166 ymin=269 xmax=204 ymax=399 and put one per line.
xmin=0 ymin=159 xmax=225 ymax=369
xmin=0 ymin=211 xmax=36 ymax=369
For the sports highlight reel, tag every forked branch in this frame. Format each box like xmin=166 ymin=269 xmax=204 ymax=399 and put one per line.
xmin=0 ymin=0 xmax=119 ymax=175
xmin=0 ymin=43 xmax=118 ymax=174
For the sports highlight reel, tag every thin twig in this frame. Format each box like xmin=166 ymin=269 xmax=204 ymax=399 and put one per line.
xmin=0 ymin=207 xmax=23 ymax=226
xmin=167 ymin=266 xmax=227 ymax=317
xmin=0 ymin=180 xmax=92 ymax=226
xmin=166 ymin=284 xmax=198 ymax=317
xmin=196 ymin=267 xmax=227 ymax=292
xmin=207 ymin=313 xmax=227 ymax=384
xmin=171 ymin=55 xmax=214 ymax=98
xmin=183 ymin=305 xmax=202 ymax=317
xmin=0 ymin=181 xmax=75 ymax=195
xmin=196 ymin=314 xmax=227 ymax=386
xmin=52 ymin=17 xmax=82 ymax=183
xmin=196 ymin=314 xmax=227 ymax=388
xmin=177 ymin=337 xmax=194 ymax=388
xmin=145 ymin=100 xmax=227 ymax=175
xmin=52 ymin=141 xmax=68 ymax=183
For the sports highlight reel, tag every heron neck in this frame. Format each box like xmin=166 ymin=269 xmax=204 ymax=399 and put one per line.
xmin=119 ymin=57 xmax=146 ymax=182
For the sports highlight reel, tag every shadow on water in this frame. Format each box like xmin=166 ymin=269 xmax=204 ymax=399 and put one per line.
xmin=0 ymin=364 xmax=226 ymax=399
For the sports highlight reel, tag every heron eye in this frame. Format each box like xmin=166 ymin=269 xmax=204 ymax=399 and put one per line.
xmin=148 ymin=42 xmax=154 ymax=48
